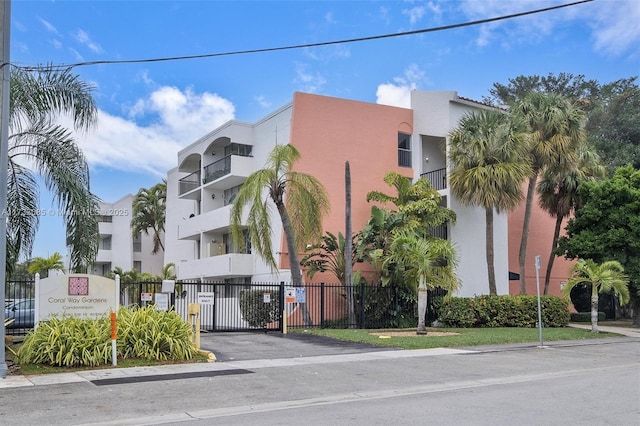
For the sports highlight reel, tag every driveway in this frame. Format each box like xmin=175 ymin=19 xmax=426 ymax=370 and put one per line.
xmin=199 ymin=330 xmax=399 ymax=362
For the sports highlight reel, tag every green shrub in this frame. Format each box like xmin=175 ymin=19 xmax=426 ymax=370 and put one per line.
xmin=239 ymin=289 xmax=280 ymax=328
xmin=17 ymin=305 xmax=198 ymax=367
xmin=117 ymin=305 xmax=199 ymax=361
xmin=570 ymin=312 xmax=606 ymax=322
xmin=438 ymin=295 xmax=570 ymax=328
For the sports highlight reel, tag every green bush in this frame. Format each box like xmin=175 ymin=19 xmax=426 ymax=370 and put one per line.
xmin=438 ymin=295 xmax=570 ymax=328
xmin=570 ymin=312 xmax=606 ymax=322
xmin=17 ymin=305 xmax=199 ymax=367
xmin=239 ymin=289 xmax=280 ymax=328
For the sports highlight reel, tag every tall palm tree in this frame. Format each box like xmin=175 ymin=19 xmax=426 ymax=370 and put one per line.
xmin=230 ymin=144 xmax=330 ymax=325
xmin=8 ymin=66 xmax=99 ymax=273
xmin=27 ymin=252 xmax=65 ymax=278
xmin=385 ymin=231 xmax=459 ymax=334
xmin=537 ymin=146 xmax=605 ymax=294
xmin=449 ymin=109 xmax=531 ymax=295
xmin=131 ymin=180 xmax=167 ymax=254
xmin=516 ymin=92 xmax=586 ymax=294
xmin=562 ymin=259 xmax=629 ymax=333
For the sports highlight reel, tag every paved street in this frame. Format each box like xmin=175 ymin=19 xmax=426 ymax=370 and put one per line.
xmin=0 ymin=333 xmax=638 ymax=425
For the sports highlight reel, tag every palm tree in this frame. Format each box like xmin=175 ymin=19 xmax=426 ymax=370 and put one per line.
xmin=385 ymin=231 xmax=459 ymax=334
xmin=131 ymin=180 xmax=166 ymax=254
xmin=27 ymin=252 xmax=65 ymax=278
xmin=449 ymin=109 xmax=531 ymax=295
xmin=8 ymin=66 xmax=99 ymax=274
xmin=230 ymin=144 xmax=330 ymax=325
xmin=516 ymin=92 xmax=586 ymax=294
xmin=562 ymin=259 xmax=630 ymax=333
xmin=537 ymin=146 xmax=605 ymax=294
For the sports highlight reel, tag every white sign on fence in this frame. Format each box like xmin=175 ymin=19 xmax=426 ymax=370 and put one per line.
xmin=197 ymin=292 xmax=215 ymax=305
xmin=155 ymin=293 xmax=169 ymax=311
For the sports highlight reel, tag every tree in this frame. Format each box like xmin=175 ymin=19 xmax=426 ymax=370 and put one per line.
xmin=585 ymin=77 xmax=640 ymax=173
xmin=537 ymin=146 xmax=605 ymax=294
xmin=449 ymin=109 xmax=531 ymax=295
xmin=556 ymin=166 xmax=640 ymax=325
xmin=562 ymin=259 xmax=630 ymax=333
xmin=27 ymin=252 xmax=65 ymax=278
xmin=230 ymin=144 xmax=330 ymax=325
xmin=483 ymin=72 xmax=599 ymax=106
xmin=385 ymin=231 xmax=459 ymax=334
xmin=8 ymin=66 xmax=100 ymax=274
xmin=361 ymin=172 xmax=456 ymax=286
xmin=484 ymin=73 xmax=640 ymax=177
xmin=131 ymin=180 xmax=166 ymax=254
xmin=515 ymin=92 xmax=586 ymax=294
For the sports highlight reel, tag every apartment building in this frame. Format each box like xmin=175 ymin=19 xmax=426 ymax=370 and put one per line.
xmin=165 ymin=90 xmax=573 ymax=298
xmin=92 ymin=195 xmax=165 ymax=277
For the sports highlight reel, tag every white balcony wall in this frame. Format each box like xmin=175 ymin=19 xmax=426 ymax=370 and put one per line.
xmin=96 ymin=249 xmax=112 ymax=263
xmin=98 ymin=222 xmax=112 ymax=237
xmin=178 ymin=205 xmax=233 ymax=239
xmin=176 ymin=254 xmax=255 ymax=280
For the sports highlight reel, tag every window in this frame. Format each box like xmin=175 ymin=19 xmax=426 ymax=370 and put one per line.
xmin=398 ymin=132 xmax=412 ymax=167
xmin=224 ymin=143 xmax=252 ymax=157
xmin=133 ymin=261 xmax=142 ymax=273
xmin=100 ymin=236 xmax=112 ymax=250
xmin=224 ymin=185 xmax=242 ymax=206
xmin=97 ymin=215 xmax=112 ymax=223
xmin=132 ymin=232 xmax=142 ymax=253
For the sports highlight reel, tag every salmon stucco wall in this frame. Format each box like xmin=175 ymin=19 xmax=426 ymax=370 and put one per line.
xmin=508 ymin=185 xmax=576 ymax=297
xmin=278 ymin=92 xmax=414 ymax=282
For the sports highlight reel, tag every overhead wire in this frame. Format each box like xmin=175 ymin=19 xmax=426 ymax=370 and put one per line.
xmin=5 ymin=0 xmax=592 ymax=71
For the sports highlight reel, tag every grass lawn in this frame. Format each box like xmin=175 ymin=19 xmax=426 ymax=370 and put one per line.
xmin=296 ymin=327 xmax=623 ymax=350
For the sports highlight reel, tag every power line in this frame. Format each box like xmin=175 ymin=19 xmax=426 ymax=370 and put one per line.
xmin=9 ymin=0 xmax=592 ymax=71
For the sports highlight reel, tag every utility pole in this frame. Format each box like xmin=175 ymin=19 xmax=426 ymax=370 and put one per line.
xmin=0 ymin=0 xmax=12 ymax=379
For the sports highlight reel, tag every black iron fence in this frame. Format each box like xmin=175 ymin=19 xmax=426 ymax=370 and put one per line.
xmin=5 ymin=279 xmax=447 ymax=334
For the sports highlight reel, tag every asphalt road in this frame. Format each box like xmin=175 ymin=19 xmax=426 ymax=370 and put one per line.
xmin=0 ymin=333 xmax=638 ymax=425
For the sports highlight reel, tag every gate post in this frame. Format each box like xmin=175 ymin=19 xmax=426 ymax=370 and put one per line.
xmin=279 ymin=281 xmax=285 ymax=333
xmin=320 ymin=283 xmax=325 ymax=328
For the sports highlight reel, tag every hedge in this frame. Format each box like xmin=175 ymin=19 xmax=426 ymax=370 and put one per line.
xmin=438 ymin=295 xmax=570 ymax=328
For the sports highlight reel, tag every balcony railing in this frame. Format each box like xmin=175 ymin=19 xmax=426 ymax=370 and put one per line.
xmin=203 ymin=152 xmax=252 ymax=184
xmin=430 ymin=224 xmax=448 ymax=240
xmin=420 ymin=168 xmax=447 ymax=190
xmin=179 ymin=170 xmax=201 ymax=195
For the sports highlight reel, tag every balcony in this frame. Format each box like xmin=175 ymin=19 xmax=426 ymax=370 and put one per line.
xmin=420 ymin=168 xmax=447 ymax=190
xmin=178 ymin=205 xmax=233 ymax=240
xmin=177 ymin=254 xmax=255 ymax=279
xmin=202 ymin=154 xmax=254 ymax=189
xmin=179 ymin=170 xmax=201 ymax=196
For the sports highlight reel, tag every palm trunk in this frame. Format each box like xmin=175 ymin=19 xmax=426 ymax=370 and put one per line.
xmin=486 ymin=207 xmax=496 ymax=295
xmin=417 ymin=286 xmax=428 ymax=335
xmin=519 ymin=172 xmax=539 ymax=294
xmin=543 ymin=213 xmax=563 ymax=295
xmin=344 ymin=161 xmax=356 ymax=328
xmin=276 ymin=201 xmax=313 ymax=326
xmin=591 ymin=285 xmax=599 ymax=333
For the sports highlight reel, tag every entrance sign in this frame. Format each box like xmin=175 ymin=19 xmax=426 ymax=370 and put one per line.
xmin=141 ymin=292 xmax=153 ymax=302
xmin=36 ymin=274 xmax=119 ymax=324
xmin=295 ymin=287 xmax=306 ymax=303
xmin=197 ymin=292 xmax=215 ymax=305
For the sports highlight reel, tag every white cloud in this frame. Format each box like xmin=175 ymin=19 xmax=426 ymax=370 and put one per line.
xmin=294 ymin=63 xmax=327 ymax=93
xmin=73 ymin=29 xmax=103 ymax=53
xmin=67 ymin=86 xmax=235 ymax=177
xmin=402 ymin=6 xmax=426 ymax=25
xmin=254 ymin=95 xmax=272 ymax=108
xmin=376 ymin=64 xmax=426 ymax=108
xmin=590 ymin=0 xmax=640 ymax=57
xmin=376 ymin=83 xmax=412 ymax=108
xmin=458 ymin=0 xmax=640 ymax=57
xmin=38 ymin=17 xmax=59 ymax=35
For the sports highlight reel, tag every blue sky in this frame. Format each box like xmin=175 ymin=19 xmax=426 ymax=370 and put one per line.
xmin=8 ymin=0 xmax=640 ymax=261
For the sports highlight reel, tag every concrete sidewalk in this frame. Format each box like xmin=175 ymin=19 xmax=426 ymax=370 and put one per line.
xmin=568 ymin=322 xmax=640 ymax=337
